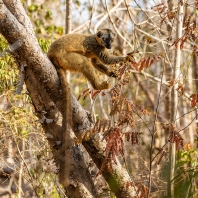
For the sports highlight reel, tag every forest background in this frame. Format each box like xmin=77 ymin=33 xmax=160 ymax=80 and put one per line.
xmin=0 ymin=0 xmax=198 ymax=197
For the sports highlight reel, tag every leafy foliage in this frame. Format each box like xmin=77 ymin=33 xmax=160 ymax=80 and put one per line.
xmin=0 ymin=37 xmax=18 ymax=92
xmin=0 ymin=34 xmax=62 ymax=196
xmin=174 ymin=146 xmax=198 ymax=198
xmin=27 ymin=4 xmax=64 ymax=36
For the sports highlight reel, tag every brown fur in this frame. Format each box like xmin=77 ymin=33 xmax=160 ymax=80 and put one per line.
xmin=47 ymin=29 xmax=129 ymax=90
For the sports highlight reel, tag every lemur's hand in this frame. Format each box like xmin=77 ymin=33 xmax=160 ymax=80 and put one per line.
xmin=126 ymin=52 xmax=135 ymax=62
xmin=109 ymin=71 xmax=118 ymax=78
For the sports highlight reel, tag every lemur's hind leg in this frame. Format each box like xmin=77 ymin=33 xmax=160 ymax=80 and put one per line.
xmin=82 ymin=58 xmax=110 ymax=90
xmin=49 ymin=52 xmax=110 ymax=90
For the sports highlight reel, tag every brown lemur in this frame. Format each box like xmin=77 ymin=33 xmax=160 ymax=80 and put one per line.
xmin=47 ymin=29 xmax=132 ymax=90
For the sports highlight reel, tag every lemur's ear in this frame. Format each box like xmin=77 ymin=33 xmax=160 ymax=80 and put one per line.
xmin=96 ymin=31 xmax=102 ymax=38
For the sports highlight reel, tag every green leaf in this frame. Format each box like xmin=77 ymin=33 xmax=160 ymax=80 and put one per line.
xmin=28 ymin=4 xmax=38 ymax=12
xmin=45 ymin=10 xmax=52 ymax=20
xmin=75 ymin=0 xmax=81 ymax=7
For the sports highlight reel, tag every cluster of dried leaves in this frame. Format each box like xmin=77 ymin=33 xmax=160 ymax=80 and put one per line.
xmin=77 ymin=88 xmax=105 ymax=101
xmin=124 ymin=131 xmax=142 ymax=145
xmin=153 ymin=2 xmax=198 ymax=52
xmin=104 ymin=127 xmax=124 ymax=165
xmin=176 ymin=83 xmax=186 ymax=95
xmin=74 ymin=119 xmax=108 ymax=145
xmin=195 ymin=0 xmax=198 ymax=7
xmin=172 ymin=14 xmax=197 ymax=50
xmin=151 ymin=3 xmax=176 ymax=24
xmin=153 ymin=123 xmax=185 ymax=165
xmin=95 ymin=95 xmax=148 ymax=171
xmin=109 ymin=84 xmax=149 ymax=126
xmin=126 ymin=181 xmax=149 ymax=198
xmin=127 ymin=52 xmax=162 ymax=72
xmin=168 ymin=125 xmax=184 ymax=150
xmin=156 ymin=149 xmax=168 ymax=165
xmin=190 ymin=94 xmax=198 ymax=107
xmin=167 ymin=80 xmax=198 ymax=109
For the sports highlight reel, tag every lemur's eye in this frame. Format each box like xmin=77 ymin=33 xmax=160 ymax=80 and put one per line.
xmin=102 ymin=38 xmax=106 ymax=41
xmin=110 ymin=39 xmax=114 ymax=42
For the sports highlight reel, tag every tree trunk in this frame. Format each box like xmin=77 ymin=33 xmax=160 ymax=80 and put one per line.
xmin=168 ymin=0 xmax=183 ymax=197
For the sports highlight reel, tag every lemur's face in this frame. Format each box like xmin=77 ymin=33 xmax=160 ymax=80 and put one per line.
xmin=96 ymin=29 xmax=115 ymax=49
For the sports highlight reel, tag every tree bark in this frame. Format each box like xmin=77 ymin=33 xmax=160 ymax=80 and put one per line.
xmin=168 ymin=0 xmax=183 ymax=197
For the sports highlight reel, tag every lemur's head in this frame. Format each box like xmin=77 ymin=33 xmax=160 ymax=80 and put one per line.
xmin=96 ymin=29 xmax=115 ymax=49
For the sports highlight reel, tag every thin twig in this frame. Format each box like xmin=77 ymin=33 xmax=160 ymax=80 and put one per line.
xmin=104 ymin=0 xmax=133 ymax=49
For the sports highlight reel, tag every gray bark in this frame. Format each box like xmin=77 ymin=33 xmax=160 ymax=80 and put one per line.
xmin=169 ymin=0 xmax=183 ymax=197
